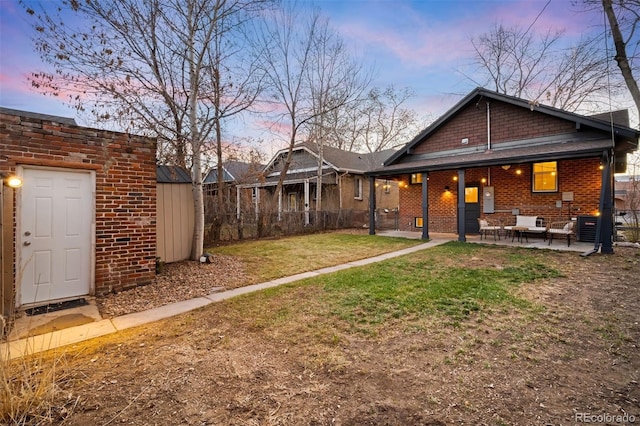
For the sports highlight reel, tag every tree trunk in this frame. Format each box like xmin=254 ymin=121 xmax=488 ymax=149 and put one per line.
xmin=603 ymin=0 xmax=640 ymax=124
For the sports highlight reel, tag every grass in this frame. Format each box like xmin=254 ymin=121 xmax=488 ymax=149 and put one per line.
xmin=224 ymin=242 xmax=560 ymax=336
xmin=208 ymin=231 xmax=422 ymax=283
xmin=1 ymin=350 xmax=76 ymax=425
xmin=3 ymin=236 xmax=566 ymax=422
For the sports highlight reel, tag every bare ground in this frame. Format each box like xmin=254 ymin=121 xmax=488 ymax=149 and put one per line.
xmin=43 ymin=245 xmax=640 ymax=425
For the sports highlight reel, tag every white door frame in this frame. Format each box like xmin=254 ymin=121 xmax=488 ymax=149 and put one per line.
xmin=15 ymin=166 xmax=96 ymax=307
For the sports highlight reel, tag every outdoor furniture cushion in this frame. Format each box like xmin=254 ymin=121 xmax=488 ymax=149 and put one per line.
xmin=547 ymin=221 xmax=575 ymax=246
xmin=505 ymin=215 xmax=540 ymax=232
xmin=478 ymin=218 xmax=501 ymax=240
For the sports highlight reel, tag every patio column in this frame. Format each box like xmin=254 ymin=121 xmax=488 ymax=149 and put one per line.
xmin=457 ymin=169 xmax=466 ymax=242
xmin=368 ymin=176 xmax=376 ymax=235
xmin=304 ymin=179 xmax=310 ymax=225
xmin=421 ymin=172 xmax=429 ymax=240
xmin=598 ymin=150 xmax=614 ymax=254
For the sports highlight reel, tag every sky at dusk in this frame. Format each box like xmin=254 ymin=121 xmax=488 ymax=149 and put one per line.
xmin=0 ymin=0 xmax=634 ymax=155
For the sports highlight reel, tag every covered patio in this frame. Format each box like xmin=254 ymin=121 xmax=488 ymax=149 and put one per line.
xmin=366 ymin=88 xmax=640 ymax=255
xmin=377 ymin=230 xmax=595 ymax=253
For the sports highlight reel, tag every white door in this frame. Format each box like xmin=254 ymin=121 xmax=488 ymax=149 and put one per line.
xmin=19 ymin=168 xmax=93 ymax=305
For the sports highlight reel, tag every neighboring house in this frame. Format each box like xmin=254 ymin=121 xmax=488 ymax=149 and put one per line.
xmin=241 ymin=142 xmax=399 ymax=225
xmin=366 ymin=88 xmax=640 ymax=253
xmin=203 ymin=160 xmax=264 ymax=214
xmin=0 ymin=108 xmax=157 ymax=315
xmin=157 ymin=165 xmax=194 ymax=263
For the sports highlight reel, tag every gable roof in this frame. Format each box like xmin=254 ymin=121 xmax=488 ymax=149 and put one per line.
xmin=371 ymin=87 xmax=639 ymax=176
xmin=203 ymin=166 xmax=235 ymax=184
xmin=203 ymin=161 xmax=264 ymax=185
xmin=265 ymin=142 xmax=396 ymax=174
xmin=157 ymin=165 xmax=191 ymax=183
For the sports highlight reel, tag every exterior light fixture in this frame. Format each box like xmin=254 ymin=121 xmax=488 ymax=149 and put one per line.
xmin=1 ymin=172 xmax=23 ymax=188
xmin=481 ymin=178 xmax=487 ymax=184
xmin=452 ymin=176 xmax=458 ymax=181
xmin=515 ymin=169 xmax=522 ymax=175
xmin=598 ymin=162 xmax=604 ymax=170
xmin=501 ymin=165 xmax=511 ymax=170
xmin=444 ymin=185 xmax=450 ymax=192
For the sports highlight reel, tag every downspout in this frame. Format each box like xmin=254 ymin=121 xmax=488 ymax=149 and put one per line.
xmin=486 ymin=102 xmax=491 ymax=151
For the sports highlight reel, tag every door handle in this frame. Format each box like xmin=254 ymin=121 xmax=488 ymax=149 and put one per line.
xmin=23 ymin=241 xmax=31 ymax=246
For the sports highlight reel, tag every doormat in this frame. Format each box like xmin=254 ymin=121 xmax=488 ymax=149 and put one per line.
xmin=25 ymin=298 xmax=89 ymax=316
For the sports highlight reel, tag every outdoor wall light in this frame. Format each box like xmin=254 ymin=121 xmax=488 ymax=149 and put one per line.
xmin=598 ymin=162 xmax=604 ymax=170
xmin=481 ymin=178 xmax=487 ymax=184
xmin=515 ymin=169 xmax=522 ymax=175
xmin=444 ymin=185 xmax=450 ymax=192
xmin=501 ymin=165 xmax=511 ymax=170
xmin=452 ymin=176 xmax=458 ymax=181
xmin=1 ymin=172 xmax=23 ymax=188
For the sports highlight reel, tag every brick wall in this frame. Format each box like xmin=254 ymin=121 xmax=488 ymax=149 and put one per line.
xmin=398 ymin=159 xmax=602 ymax=233
xmin=413 ymin=101 xmax=575 ymax=154
xmin=0 ymin=111 xmax=157 ymax=298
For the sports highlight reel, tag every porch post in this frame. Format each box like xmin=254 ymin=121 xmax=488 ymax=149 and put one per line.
xmin=304 ymin=179 xmax=310 ymax=225
xmin=278 ymin=189 xmax=282 ymax=221
xmin=254 ymin=187 xmax=260 ymax=220
xmin=598 ymin=150 xmax=614 ymax=254
xmin=421 ymin=172 xmax=429 ymax=240
xmin=236 ymin=186 xmax=241 ymax=220
xmin=368 ymin=176 xmax=376 ymax=235
xmin=457 ymin=169 xmax=466 ymax=242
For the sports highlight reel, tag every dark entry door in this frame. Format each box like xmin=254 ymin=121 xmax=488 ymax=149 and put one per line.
xmin=464 ymin=185 xmax=480 ymax=234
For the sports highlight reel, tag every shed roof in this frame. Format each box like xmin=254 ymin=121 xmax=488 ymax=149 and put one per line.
xmin=157 ymin=165 xmax=191 ymax=183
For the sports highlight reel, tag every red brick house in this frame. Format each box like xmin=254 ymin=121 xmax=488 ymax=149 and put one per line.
xmin=1 ymin=108 xmax=157 ymax=316
xmin=366 ymin=88 xmax=640 ymax=253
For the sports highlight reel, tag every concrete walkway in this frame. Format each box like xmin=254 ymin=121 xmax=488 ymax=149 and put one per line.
xmin=2 ymin=236 xmax=453 ymax=360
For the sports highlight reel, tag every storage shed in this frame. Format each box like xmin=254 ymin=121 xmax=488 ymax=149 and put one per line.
xmin=156 ymin=165 xmax=194 ymax=263
xmin=0 ymin=108 xmax=157 ymax=315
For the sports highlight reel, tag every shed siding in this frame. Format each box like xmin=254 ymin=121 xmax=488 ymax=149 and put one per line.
xmin=157 ymin=183 xmax=194 ymax=263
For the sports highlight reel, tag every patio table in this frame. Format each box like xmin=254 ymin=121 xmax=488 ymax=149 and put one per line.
xmin=511 ymin=226 xmax=529 ymax=243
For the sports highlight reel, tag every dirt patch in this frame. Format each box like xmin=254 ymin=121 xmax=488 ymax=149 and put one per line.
xmin=96 ymin=254 xmax=249 ymax=318
xmin=35 ymin=246 xmax=640 ymax=424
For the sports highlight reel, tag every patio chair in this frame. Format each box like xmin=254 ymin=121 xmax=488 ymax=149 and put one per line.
xmin=547 ymin=220 xmax=575 ymax=246
xmin=478 ymin=218 xmax=501 ymax=240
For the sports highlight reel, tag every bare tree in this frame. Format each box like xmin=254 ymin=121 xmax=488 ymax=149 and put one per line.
xmin=468 ymin=23 xmax=613 ymax=112
xmin=601 ymin=0 xmax=640 ymax=125
xmin=254 ymin=4 xmax=365 ymax=207
xmin=25 ymin=0 xmax=269 ymax=260
xmin=304 ymin=18 xmax=368 ymax=212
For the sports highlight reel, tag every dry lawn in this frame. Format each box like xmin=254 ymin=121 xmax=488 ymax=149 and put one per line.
xmin=5 ymin=242 xmax=640 ymax=425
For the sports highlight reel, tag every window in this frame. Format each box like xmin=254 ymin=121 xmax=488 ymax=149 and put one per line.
xmin=410 ymin=173 xmax=422 ymax=184
xmin=465 ymin=187 xmax=478 ymax=203
xmin=532 ymin=161 xmax=558 ymax=192
xmin=414 ymin=217 xmax=423 ymax=228
xmin=384 ymin=180 xmax=391 ymax=194
xmin=354 ymin=177 xmax=363 ymax=200
xmin=288 ymin=193 xmax=297 ymax=211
